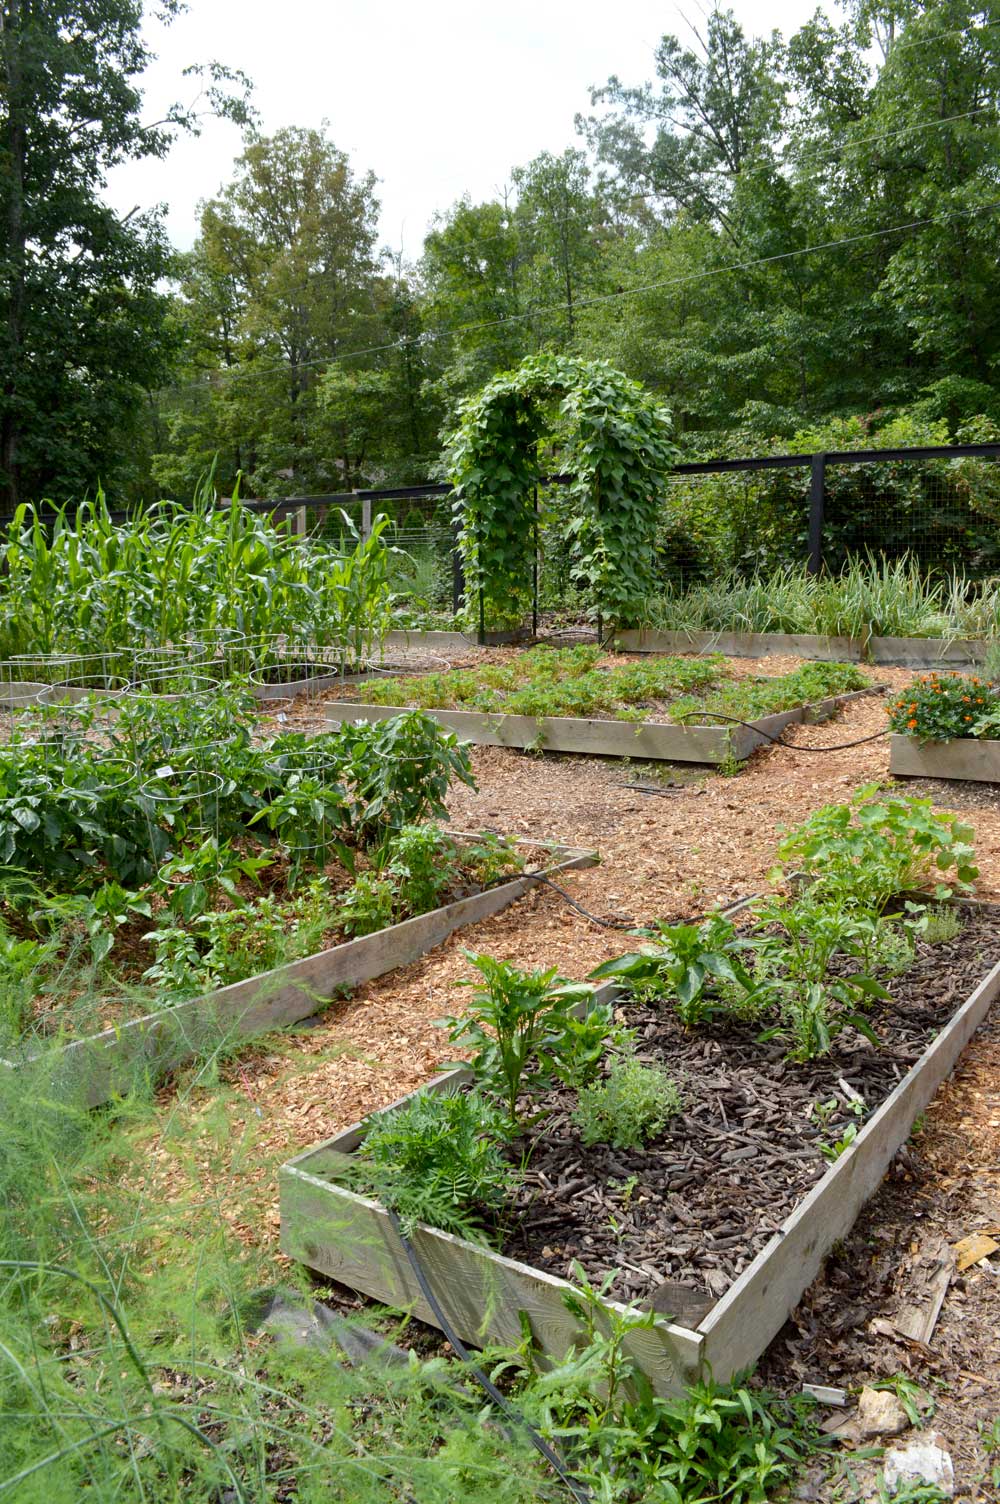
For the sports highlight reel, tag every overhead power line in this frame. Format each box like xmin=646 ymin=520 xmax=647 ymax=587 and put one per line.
xmin=159 ymin=193 xmax=1000 ymax=399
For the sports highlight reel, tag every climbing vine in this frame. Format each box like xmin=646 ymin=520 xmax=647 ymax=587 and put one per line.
xmin=444 ymin=354 xmax=677 ymax=628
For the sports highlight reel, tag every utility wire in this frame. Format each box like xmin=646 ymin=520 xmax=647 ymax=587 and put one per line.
xmin=160 ymin=194 xmax=1000 ymax=398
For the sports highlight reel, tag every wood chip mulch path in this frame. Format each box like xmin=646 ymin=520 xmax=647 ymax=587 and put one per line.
xmin=130 ymin=654 xmax=1000 ymax=1496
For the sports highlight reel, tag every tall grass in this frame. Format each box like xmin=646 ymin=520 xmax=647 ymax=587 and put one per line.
xmin=641 ymin=554 xmax=1000 ymax=642
xmin=0 ymin=480 xmax=395 ymax=666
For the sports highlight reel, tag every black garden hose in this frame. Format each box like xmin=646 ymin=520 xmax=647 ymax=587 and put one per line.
xmin=386 ymin=1209 xmax=592 ymax=1504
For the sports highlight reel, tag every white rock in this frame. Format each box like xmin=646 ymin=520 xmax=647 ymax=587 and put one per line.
xmin=883 ymin=1432 xmax=955 ymax=1497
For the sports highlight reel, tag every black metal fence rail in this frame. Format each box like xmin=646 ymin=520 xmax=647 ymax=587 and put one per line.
xmin=4 ymin=442 xmax=999 ymax=625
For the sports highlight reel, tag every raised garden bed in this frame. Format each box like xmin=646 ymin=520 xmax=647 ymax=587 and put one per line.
xmin=324 ymin=695 xmax=871 ymax=763
xmin=889 ymin=734 xmax=1000 ymax=783
xmin=615 ymin=627 xmax=988 ymax=670
xmin=1 ymin=840 xmax=595 ymax=1109
xmin=323 ymin=647 xmax=873 ymax=764
xmin=280 ymin=911 xmax=1000 ymax=1396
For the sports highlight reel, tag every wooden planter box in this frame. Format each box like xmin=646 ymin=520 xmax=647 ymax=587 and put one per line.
xmin=0 ymin=841 xmax=595 ymax=1110
xmin=384 ymin=629 xmax=526 ymax=652
xmin=870 ymin=636 xmax=986 ymax=669
xmin=280 ymin=956 xmax=1000 ymax=1394
xmin=613 ymin=628 xmax=862 ymax=662
xmin=324 ymin=690 xmax=874 ymax=765
xmin=890 ymin=733 xmax=1000 ymax=783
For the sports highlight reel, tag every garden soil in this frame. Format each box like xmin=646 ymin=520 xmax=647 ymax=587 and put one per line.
xmin=139 ymin=654 xmax=1000 ymax=1500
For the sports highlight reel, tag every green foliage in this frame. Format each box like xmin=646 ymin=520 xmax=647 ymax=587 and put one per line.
xmin=573 ymin=1055 xmax=681 ymax=1149
xmin=592 ymin=913 xmax=760 ymax=1028
xmin=358 ymin=645 xmax=864 ymax=725
xmin=352 ymin=1087 xmax=518 ymax=1241
xmin=342 ymin=712 xmax=475 ymax=845
xmin=888 ymin=672 xmax=996 ymax=741
xmin=443 ymin=954 xmax=597 ymax=1126
xmin=774 ymin=784 xmax=979 ymax=911
xmin=445 ymin=353 xmax=677 ymax=627
xmin=335 ymin=871 xmax=397 ymax=939
xmin=524 ymin=1266 xmax=823 ymax=1502
xmin=0 ymin=490 xmax=393 ymax=662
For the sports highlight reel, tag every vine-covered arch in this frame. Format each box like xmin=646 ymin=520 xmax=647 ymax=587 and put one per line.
xmin=444 ymin=353 xmax=677 ymax=629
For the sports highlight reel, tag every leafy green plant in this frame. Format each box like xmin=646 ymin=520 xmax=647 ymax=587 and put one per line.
xmin=905 ymin=901 xmax=962 ymax=944
xmin=573 ymin=1055 xmax=681 ymax=1149
xmin=382 ymin=822 xmax=456 ymax=913
xmin=523 ymin=1266 xmax=824 ymax=1502
xmin=462 ymin=831 xmax=525 ymax=887
xmin=335 ymin=871 xmax=397 ymax=937
xmin=445 ymin=353 xmax=677 ymax=628
xmin=443 ymin=954 xmax=596 ymax=1126
xmin=753 ymin=894 xmax=889 ymax=1060
xmin=352 ymin=1087 xmax=518 ymax=1240
xmin=592 ymin=913 xmax=761 ymax=1028
xmin=888 ymin=672 xmax=995 ymax=740
xmin=343 ymin=711 xmax=475 ymax=844
xmin=774 ymin=785 xmax=978 ymax=911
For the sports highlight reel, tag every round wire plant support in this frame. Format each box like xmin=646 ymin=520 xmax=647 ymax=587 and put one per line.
xmin=260 ymin=745 xmax=348 ymax=866
xmin=139 ymin=767 xmax=225 ymax=876
xmin=247 ymin=635 xmax=355 ymax=704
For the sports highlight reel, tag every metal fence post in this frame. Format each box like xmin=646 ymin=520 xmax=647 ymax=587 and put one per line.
xmin=360 ymin=495 xmax=372 ymax=542
xmin=451 ymin=517 xmax=464 ymax=618
xmin=808 ymin=453 xmax=826 ymax=575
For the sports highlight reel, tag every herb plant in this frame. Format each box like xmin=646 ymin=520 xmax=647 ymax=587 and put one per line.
xmin=573 ymin=1055 xmax=681 ymax=1149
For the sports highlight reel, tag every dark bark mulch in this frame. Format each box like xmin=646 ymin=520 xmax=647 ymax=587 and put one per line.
xmin=499 ymin=915 xmax=1000 ymax=1319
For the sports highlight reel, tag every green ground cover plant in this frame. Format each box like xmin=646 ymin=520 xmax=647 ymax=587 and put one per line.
xmin=888 ymin=672 xmax=1000 ymax=740
xmin=352 ymin=644 xmax=867 ymax=724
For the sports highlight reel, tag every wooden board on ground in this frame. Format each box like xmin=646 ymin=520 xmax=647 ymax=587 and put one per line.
xmin=613 ymin=628 xmax=863 ymax=662
xmin=1 ymin=843 xmax=595 ymax=1109
xmin=324 ymin=690 xmax=874 ymax=765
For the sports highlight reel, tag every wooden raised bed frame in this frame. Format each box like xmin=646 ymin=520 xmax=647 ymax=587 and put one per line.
xmin=324 ymin=689 xmax=875 ymax=765
xmin=890 ymin=733 xmax=1000 ymax=784
xmin=1 ymin=840 xmax=595 ymax=1110
xmin=280 ymin=956 xmax=1000 ymax=1395
xmin=614 ymin=627 xmax=987 ymax=670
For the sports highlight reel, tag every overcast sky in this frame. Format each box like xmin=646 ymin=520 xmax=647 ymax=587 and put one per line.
xmin=105 ymin=0 xmax=835 ymax=256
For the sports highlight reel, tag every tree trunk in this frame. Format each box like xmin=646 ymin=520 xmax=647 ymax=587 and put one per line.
xmin=1 ymin=0 xmax=27 ymax=509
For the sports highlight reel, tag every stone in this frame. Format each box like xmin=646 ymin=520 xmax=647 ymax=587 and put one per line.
xmin=883 ymin=1433 xmax=955 ymax=1498
xmin=856 ymin=1385 xmax=910 ymax=1440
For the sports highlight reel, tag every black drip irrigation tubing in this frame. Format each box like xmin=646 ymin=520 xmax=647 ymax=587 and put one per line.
xmin=527 ymin=870 xmax=769 ymax=932
xmin=673 ymin=709 xmax=890 ymax=753
xmin=386 ymin=1208 xmax=592 ymax=1504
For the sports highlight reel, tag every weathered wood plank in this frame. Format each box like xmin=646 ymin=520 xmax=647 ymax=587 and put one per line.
xmin=278 ymin=1166 xmax=703 ymax=1394
xmin=5 ymin=846 xmax=596 ymax=1109
xmin=613 ymin=629 xmax=863 ymax=662
xmin=889 ymin=734 xmax=1000 ymax=784
xmin=325 ymin=691 xmax=875 ymax=765
xmin=871 ymin=636 xmax=986 ymax=668
xmin=698 ymin=959 xmax=1000 ymax=1380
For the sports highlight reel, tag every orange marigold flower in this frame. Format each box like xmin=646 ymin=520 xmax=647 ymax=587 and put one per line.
xmin=907 ymin=718 xmax=918 ymax=729
xmin=965 ymin=714 xmax=973 ymax=721
xmin=910 ymin=703 xmax=917 ymax=712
